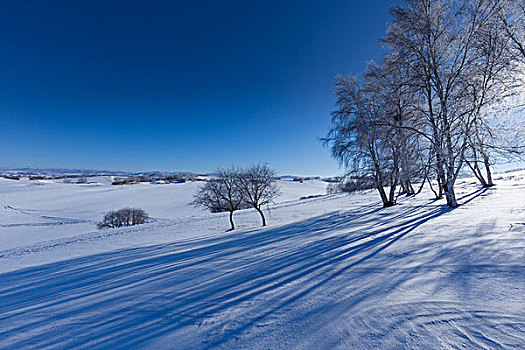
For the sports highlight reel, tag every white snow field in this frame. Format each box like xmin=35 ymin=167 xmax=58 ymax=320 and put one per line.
xmin=0 ymin=172 xmax=524 ymax=349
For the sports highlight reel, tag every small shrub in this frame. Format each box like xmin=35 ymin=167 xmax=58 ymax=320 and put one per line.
xmin=300 ymin=194 xmax=323 ymax=200
xmin=326 ymin=176 xmax=376 ymax=194
xmin=326 ymin=182 xmax=340 ymax=195
xmin=97 ymin=208 xmax=149 ymax=229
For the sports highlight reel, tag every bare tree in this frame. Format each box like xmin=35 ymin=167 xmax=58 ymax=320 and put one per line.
xmin=326 ymin=0 xmax=524 ymax=208
xmin=238 ymin=163 xmax=280 ymax=226
xmin=459 ymin=0 xmax=524 ymax=187
xmin=324 ymin=74 xmax=401 ymax=207
xmin=365 ymin=55 xmax=428 ymax=197
xmin=383 ymin=0 xmax=508 ymax=207
xmin=192 ymin=167 xmax=244 ymax=231
xmin=498 ymin=0 xmax=525 ymax=60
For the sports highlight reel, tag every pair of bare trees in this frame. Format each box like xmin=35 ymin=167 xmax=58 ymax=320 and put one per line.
xmin=325 ymin=0 xmax=525 ymax=208
xmin=192 ymin=164 xmax=280 ymax=230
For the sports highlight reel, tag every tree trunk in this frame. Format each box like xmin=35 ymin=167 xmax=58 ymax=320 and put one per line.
xmin=416 ymin=160 xmax=432 ymax=195
xmin=387 ymin=182 xmax=397 ymax=207
xmin=482 ymin=153 xmax=494 ymax=187
xmin=436 ymin=153 xmax=458 ymax=206
xmin=436 ymin=173 xmax=443 ymax=199
xmin=399 ymin=182 xmax=407 ymax=195
xmin=376 ymin=185 xmax=391 ymax=207
xmin=228 ymin=211 xmax=235 ymax=231
xmin=427 ymin=177 xmax=439 ymax=199
xmin=416 ymin=176 xmax=426 ymax=195
xmin=383 ymin=200 xmax=395 ymax=207
xmin=387 ymin=147 xmax=400 ymax=205
xmin=384 ymin=181 xmax=396 ymax=207
xmin=466 ymin=160 xmax=488 ymax=187
xmin=371 ymin=151 xmax=393 ymax=208
xmin=436 ymin=161 xmax=448 ymax=201
xmin=443 ymin=181 xmax=458 ymax=208
xmin=255 ymin=207 xmax=267 ymax=227
xmin=474 ymin=118 xmax=494 ymax=187
xmin=405 ymin=180 xmax=415 ymax=195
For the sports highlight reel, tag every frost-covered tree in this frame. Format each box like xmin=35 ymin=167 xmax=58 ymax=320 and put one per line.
xmin=498 ymin=0 xmax=525 ymax=60
xmin=458 ymin=0 xmax=524 ymax=187
xmin=192 ymin=167 xmax=243 ymax=231
xmin=324 ymin=74 xmax=401 ymax=207
xmin=326 ymin=0 xmax=524 ymax=207
xmin=365 ymin=55 xmax=428 ymax=196
xmin=383 ymin=0 xmax=511 ymax=206
xmin=238 ymin=163 xmax=280 ymax=226
xmin=324 ymin=46 xmax=430 ymax=207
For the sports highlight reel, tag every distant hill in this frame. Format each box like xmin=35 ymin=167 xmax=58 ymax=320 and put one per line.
xmin=0 ymin=167 xmax=130 ymax=176
xmin=0 ymin=168 xmax=201 ymax=177
xmin=0 ymin=167 xmax=336 ymax=179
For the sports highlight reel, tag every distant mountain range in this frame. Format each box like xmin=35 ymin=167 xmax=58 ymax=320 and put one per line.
xmin=0 ymin=168 xmax=337 ymax=180
xmin=0 ymin=167 xmax=129 ymax=175
xmin=0 ymin=167 xmax=193 ymax=176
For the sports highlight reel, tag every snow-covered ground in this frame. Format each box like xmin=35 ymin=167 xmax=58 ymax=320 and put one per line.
xmin=0 ymin=172 xmax=524 ymax=349
xmin=0 ymin=178 xmax=328 ymax=252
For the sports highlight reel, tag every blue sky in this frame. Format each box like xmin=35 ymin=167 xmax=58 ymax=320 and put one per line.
xmin=0 ymin=1 xmax=394 ymax=176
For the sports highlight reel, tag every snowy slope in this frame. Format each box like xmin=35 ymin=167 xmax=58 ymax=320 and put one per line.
xmin=0 ymin=178 xmax=328 ymax=251
xmin=0 ymin=172 xmax=524 ymax=349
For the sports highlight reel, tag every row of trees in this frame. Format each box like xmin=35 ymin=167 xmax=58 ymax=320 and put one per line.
xmin=111 ymin=172 xmax=199 ymax=185
xmin=192 ymin=164 xmax=280 ymax=230
xmin=325 ymin=0 xmax=525 ymax=208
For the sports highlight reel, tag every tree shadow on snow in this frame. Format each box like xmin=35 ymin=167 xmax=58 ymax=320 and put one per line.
xmin=0 ymin=187 xmax=498 ymax=349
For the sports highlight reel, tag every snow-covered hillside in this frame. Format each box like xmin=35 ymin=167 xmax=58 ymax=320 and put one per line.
xmin=0 ymin=172 xmax=524 ymax=349
xmin=0 ymin=178 xmax=328 ymax=254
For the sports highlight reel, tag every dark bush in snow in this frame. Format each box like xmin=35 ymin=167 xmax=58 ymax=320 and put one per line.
xmin=1 ymin=175 xmax=20 ymax=180
xmin=327 ymin=176 xmax=376 ymax=195
xmin=97 ymin=208 xmax=149 ymax=229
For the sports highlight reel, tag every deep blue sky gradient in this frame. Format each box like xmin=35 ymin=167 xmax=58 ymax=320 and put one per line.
xmin=0 ymin=0 xmax=395 ymax=176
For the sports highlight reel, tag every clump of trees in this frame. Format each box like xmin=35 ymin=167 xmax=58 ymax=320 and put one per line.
xmin=324 ymin=0 xmax=525 ymax=208
xmin=326 ymin=176 xmax=376 ymax=195
xmin=97 ymin=208 xmax=149 ymax=229
xmin=0 ymin=175 xmax=20 ymax=180
xmin=192 ymin=164 xmax=280 ymax=230
xmin=111 ymin=172 xmax=199 ymax=185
